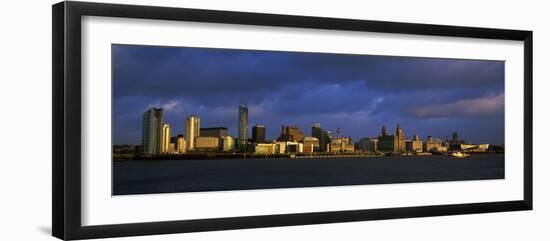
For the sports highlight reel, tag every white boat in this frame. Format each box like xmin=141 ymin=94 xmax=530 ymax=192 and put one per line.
xmin=449 ymin=152 xmax=470 ymax=158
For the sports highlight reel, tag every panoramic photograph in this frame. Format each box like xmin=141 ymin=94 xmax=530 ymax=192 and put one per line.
xmin=112 ymin=44 xmax=505 ymax=195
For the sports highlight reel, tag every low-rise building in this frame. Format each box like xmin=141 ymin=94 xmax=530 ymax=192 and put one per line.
xmin=176 ymin=135 xmax=186 ymax=154
xmin=195 ymin=136 xmax=219 ymax=151
xmin=329 ymin=137 xmax=355 ymax=153
xmin=287 ymin=142 xmax=303 ymax=153
xmin=254 ymin=143 xmax=276 ymax=154
xmin=302 ymin=136 xmax=320 ymax=153
xmin=220 ymin=136 xmax=234 ymax=151
xmin=274 ymin=141 xmax=287 ymax=154
xmin=423 ymin=136 xmax=443 ymax=152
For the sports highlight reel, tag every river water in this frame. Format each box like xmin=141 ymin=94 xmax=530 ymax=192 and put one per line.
xmin=113 ymin=154 xmax=504 ymax=195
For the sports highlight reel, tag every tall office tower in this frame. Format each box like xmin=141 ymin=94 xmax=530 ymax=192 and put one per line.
xmin=238 ymin=105 xmax=248 ymax=151
xmin=252 ymin=125 xmax=266 ymax=143
xmin=185 ymin=115 xmax=200 ymax=151
xmin=311 ymin=123 xmax=326 ymax=152
xmin=160 ymin=123 xmax=171 ymax=154
xmin=142 ymin=108 xmax=163 ymax=155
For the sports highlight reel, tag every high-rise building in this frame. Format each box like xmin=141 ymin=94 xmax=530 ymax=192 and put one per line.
xmin=311 ymin=123 xmax=331 ymax=152
xmin=252 ymin=125 xmax=266 ymax=143
xmin=142 ymin=108 xmax=163 ymax=155
xmin=277 ymin=125 xmax=305 ymax=142
xmin=160 ymin=123 xmax=171 ymax=154
xmin=238 ymin=105 xmax=248 ymax=151
xmin=185 ymin=115 xmax=200 ymax=151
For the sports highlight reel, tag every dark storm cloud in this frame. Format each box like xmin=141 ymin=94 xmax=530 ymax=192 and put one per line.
xmin=112 ymin=44 xmax=505 ymax=145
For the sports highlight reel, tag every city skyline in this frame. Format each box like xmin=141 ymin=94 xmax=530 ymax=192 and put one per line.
xmin=113 ymin=44 xmax=505 ymax=145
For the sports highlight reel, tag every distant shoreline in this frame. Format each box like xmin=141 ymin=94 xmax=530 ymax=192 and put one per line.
xmin=113 ymin=152 xmax=503 ymax=162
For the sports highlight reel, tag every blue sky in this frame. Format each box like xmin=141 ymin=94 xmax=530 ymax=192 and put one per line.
xmin=112 ymin=44 xmax=505 ymax=145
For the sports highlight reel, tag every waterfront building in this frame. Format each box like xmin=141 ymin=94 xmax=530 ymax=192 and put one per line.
xmin=423 ymin=136 xmax=444 ymax=152
xmin=311 ymin=123 xmax=331 ymax=152
xmin=377 ymin=124 xmax=407 ymax=153
xmin=459 ymin=144 xmax=489 ymax=152
xmin=406 ymin=134 xmax=423 ymax=152
xmin=324 ymin=130 xmax=333 ymax=151
xmin=287 ymin=142 xmax=304 ymax=153
xmin=142 ymin=108 xmax=163 ymax=155
xmin=254 ymin=143 xmax=276 ymax=154
xmin=252 ymin=125 xmax=266 ymax=143
xmin=328 ymin=137 xmax=355 ymax=153
xmin=302 ymin=136 xmax=320 ymax=153
xmin=220 ymin=136 xmax=235 ymax=151
xmin=357 ymin=138 xmax=378 ymax=152
xmin=277 ymin=125 xmax=305 ymax=142
xmin=160 ymin=123 xmax=171 ymax=154
xmin=185 ymin=115 xmax=200 ymax=151
xmin=195 ymin=136 xmax=219 ymax=151
xmin=274 ymin=141 xmax=287 ymax=154
xmin=168 ymin=143 xmax=176 ymax=153
xmin=238 ymin=105 xmax=249 ymax=151
xmin=176 ymin=135 xmax=186 ymax=154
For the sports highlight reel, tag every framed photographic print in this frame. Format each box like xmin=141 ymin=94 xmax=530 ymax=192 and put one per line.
xmin=52 ymin=1 xmax=533 ymax=240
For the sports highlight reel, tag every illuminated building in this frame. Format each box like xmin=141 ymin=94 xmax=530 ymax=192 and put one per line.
xmin=254 ymin=143 xmax=276 ymax=154
xmin=185 ymin=115 xmax=200 ymax=151
xmin=286 ymin=142 xmax=304 ymax=153
xmin=302 ymin=137 xmax=320 ymax=153
xmin=160 ymin=123 xmax=171 ymax=154
xmin=176 ymin=135 xmax=186 ymax=154
xmin=221 ymin=136 xmax=234 ymax=151
xmin=195 ymin=136 xmax=219 ymax=150
xmin=328 ymin=137 xmax=355 ymax=153
xmin=406 ymin=134 xmax=423 ymax=152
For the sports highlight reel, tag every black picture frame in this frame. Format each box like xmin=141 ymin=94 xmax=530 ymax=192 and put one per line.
xmin=52 ymin=1 xmax=533 ymax=240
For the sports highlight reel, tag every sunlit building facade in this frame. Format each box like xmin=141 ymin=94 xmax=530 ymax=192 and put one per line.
xmin=195 ymin=136 xmax=219 ymax=150
xmin=185 ymin=115 xmax=200 ymax=151
xmin=302 ymin=136 xmax=320 ymax=153
xmin=220 ymin=136 xmax=234 ymax=151
xmin=160 ymin=123 xmax=171 ymax=154
xmin=176 ymin=135 xmax=186 ymax=154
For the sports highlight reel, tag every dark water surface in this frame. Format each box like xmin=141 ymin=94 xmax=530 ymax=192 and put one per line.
xmin=113 ymin=154 xmax=504 ymax=195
